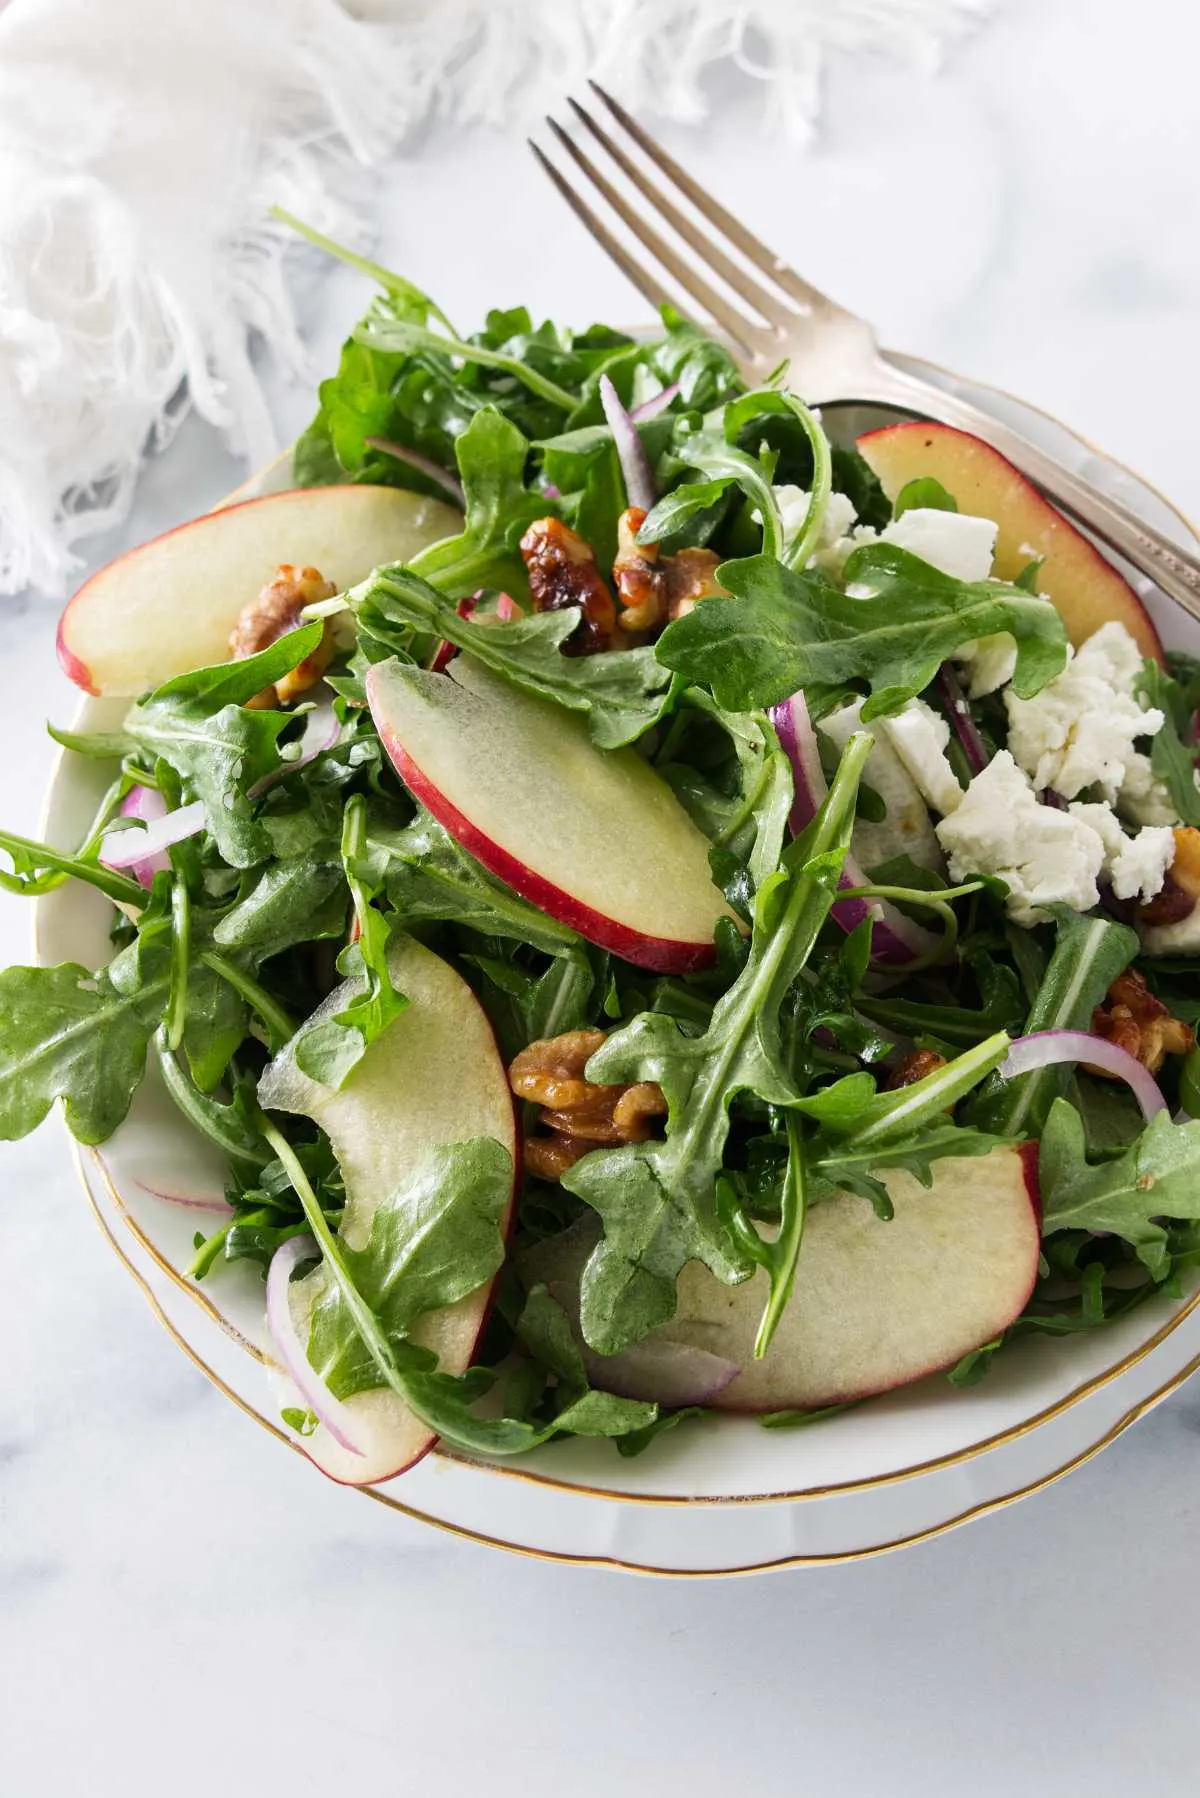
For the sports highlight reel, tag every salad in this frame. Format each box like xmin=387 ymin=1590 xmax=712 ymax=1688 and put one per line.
xmin=4 ymin=223 xmax=1200 ymax=1484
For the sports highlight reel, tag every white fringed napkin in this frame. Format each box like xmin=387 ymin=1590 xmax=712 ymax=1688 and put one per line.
xmin=0 ymin=0 xmax=992 ymax=596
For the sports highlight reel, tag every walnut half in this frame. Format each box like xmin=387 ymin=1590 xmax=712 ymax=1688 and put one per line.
xmin=1090 ymin=969 xmax=1195 ymax=1077
xmin=518 ymin=518 xmax=616 ymax=655
xmin=613 ymin=506 xmax=724 ymax=637
xmin=229 ymin=564 xmax=338 ymax=707
xmin=509 ymin=1028 xmax=667 ymax=1181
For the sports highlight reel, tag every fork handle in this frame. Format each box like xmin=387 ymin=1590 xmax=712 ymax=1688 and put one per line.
xmin=856 ymin=357 xmax=1200 ymax=630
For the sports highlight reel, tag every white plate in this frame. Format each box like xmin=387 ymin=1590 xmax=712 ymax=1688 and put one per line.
xmin=38 ymin=356 xmax=1200 ymax=1572
xmin=79 ymin=1143 xmax=1200 ymax=1575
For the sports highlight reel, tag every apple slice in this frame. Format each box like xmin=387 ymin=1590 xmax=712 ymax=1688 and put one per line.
xmin=257 ymin=935 xmax=518 ymax=1485
xmin=524 ymin=1145 xmax=1040 ymax=1412
xmin=366 ymin=655 xmax=735 ymax=973
xmin=58 ymin=484 xmax=461 ymax=696
xmin=858 ymin=421 xmax=1163 ymax=662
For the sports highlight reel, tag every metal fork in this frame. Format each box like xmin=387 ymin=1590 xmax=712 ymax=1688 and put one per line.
xmin=531 ymin=85 xmax=1200 ymax=627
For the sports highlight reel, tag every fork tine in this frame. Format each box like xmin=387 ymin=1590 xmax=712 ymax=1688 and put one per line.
xmin=528 ymin=140 xmax=680 ymax=321
xmin=588 ymin=81 xmax=839 ymax=318
xmin=545 ymin=119 xmax=760 ymax=356
xmin=566 ymin=98 xmax=789 ymax=331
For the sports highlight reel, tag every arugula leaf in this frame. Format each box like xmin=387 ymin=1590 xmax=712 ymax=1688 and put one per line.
xmin=466 ymin=947 xmax=595 ymax=1064
xmin=213 ymin=850 xmax=347 ymax=954
xmin=306 ymin=1138 xmax=514 ymax=1399
xmin=292 ymin=796 xmax=406 ymax=1088
xmin=406 ymin=408 xmax=546 ymax=600
xmin=637 ymin=477 xmax=733 ymax=547
xmin=968 ymin=908 xmax=1138 ymax=1138
xmin=1040 ymin=1101 xmax=1200 ymax=1277
xmin=515 ymin=1284 xmax=660 ymax=1435
xmin=1137 ymin=660 xmax=1200 ymax=827
xmin=650 ymin=308 xmax=742 ymax=412
xmin=656 ymin=546 xmax=1069 ymax=720
xmin=811 ymin=1121 xmax=1006 ymax=1216
xmin=355 ymin=575 xmax=671 ymax=749
xmin=562 ymin=731 xmax=874 ymax=1354
xmin=355 ymin=318 xmax=579 ymax=412
xmin=371 ymin=808 xmax=577 ymax=953
xmin=124 ymin=625 xmax=324 ymax=868
xmin=0 ymin=961 xmax=166 ymax=1142
xmin=829 ymin=447 xmax=890 ymax=532
xmin=857 ymin=951 xmax=1025 ymax=1048
xmin=263 ymin=1115 xmax=654 ymax=1452
xmin=893 ymin=477 xmax=957 ymax=519
xmin=47 ymin=722 xmax=136 ymax=759
xmin=0 ymin=826 xmax=146 ymax=909
xmin=181 ymin=957 xmax=247 ymax=1093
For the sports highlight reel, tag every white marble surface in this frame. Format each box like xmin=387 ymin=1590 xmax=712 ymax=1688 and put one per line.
xmin=4 ymin=1 xmax=1200 ymax=1791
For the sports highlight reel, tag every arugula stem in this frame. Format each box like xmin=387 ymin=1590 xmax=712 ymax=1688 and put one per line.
xmin=166 ymin=876 xmax=191 ymax=1052
xmin=777 ymin=394 xmax=832 ymax=572
xmin=354 ymin=320 xmax=579 ymax=413
xmin=270 ymin=207 xmax=456 ymax=334
xmin=846 ymin=1030 xmax=1012 ymax=1146
xmin=0 ymin=827 xmax=146 ymax=908
xmin=155 ymin=1037 xmax=269 ymax=1166
xmin=754 ymin=1111 xmax=807 ymax=1358
xmin=684 ymin=442 xmax=783 ymax=560
xmin=199 ymin=952 xmax=296 ymax=1053
xmin=838 ymin=880 xmax=985 ymax=907
xmin=647 ymin=734 xmax=875 ymax=1289
xmin=188 ymin=1221 xmax=231 ymax=1280
xmin=256 ymin=1111 xmax=413 ymax=1399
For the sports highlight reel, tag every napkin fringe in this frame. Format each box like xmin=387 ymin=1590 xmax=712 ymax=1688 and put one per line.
xmin=0 ymin=0 xmax=991 ymax=596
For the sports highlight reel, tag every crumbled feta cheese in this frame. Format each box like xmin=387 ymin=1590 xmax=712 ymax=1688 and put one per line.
xmin=876 ymin=699 xmax=964 ymax=816
xmin=818 ymin=698 xmax=944 ymax=872
xmin=1118 ymin=748 xmax=1184 ymax=827
xmin=1067 ymin=802 xmax=1175 ymax=901
xmin=1004 ymin=621 xmax=1165 ymax=802
xmin=879 ymin=508 xmax=998 ymax=583
xmin=954 ymin=632 xmax=1018 ymax=698
xmin=773 ymin=485 xmax=858 ymax=566
xmin=935 ymin=751 xmax=1106 ymax=925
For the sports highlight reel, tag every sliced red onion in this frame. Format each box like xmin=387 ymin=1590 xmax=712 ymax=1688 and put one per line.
xmin=769 ymin=692 xmax=937 ymax=967
xmin=248 ymin=701 xmax=341 ymax=798
xmin=363 ymin=436 xmax=465 ymax=507
xmin=936 ymin=665 xmax=988 ymax=777
xmin=999 ymin=1030 xmax=1168 ymax=1121
xmin=599 ymin=373 xmax=656 ymax=512
xmin=100 ymin=786 xmax=169 ymax=887
xmin=582 ymin=1336 xmax=739 ymax=1407
xmin=430 ymin=594 xmax=521 ymax=673
xmin=630 ymin=381 xmax=680 ymax=423
xmin=101 ymin=799 xmax=206 ymax=875
xmin=136 ymin=1178 xmax=233 ymax=1217
xmin=266 ymin=1235 xmax=365 ymax=1457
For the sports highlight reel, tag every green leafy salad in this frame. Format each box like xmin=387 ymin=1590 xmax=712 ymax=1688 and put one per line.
xmin=5 ymin=224 xmax=1200 ymax=1479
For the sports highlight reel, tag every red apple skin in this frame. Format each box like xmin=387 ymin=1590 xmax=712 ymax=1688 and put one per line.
xmin=1017 ymin=1137 xmax=1043 ymax=1227
xmin=55 ymin=614 xmax=99 ymax=695
xmin=712 ymin=1143 xmax=1042 ymax=1413
xmin=263 ymin=938 xmax=521 ymax=1489
xmin=312 ymin=1137 xmax=521 ymax=1488
xmin=310 ymin=1135 xmax=521 ymax=1489
xmin=57 ymin=483 xmax=461 ymax=695
xmin=376 ymin=722 xmax=720 ymax=975
xmin=858 ymin=421 xmax=1164 ymax=664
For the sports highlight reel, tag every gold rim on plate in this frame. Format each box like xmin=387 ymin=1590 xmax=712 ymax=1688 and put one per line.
xmin=87 ymin=1132 xmax=1200 ymax=1507
xmin=79 ymin=1143 xmax=1200 ymax=1578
